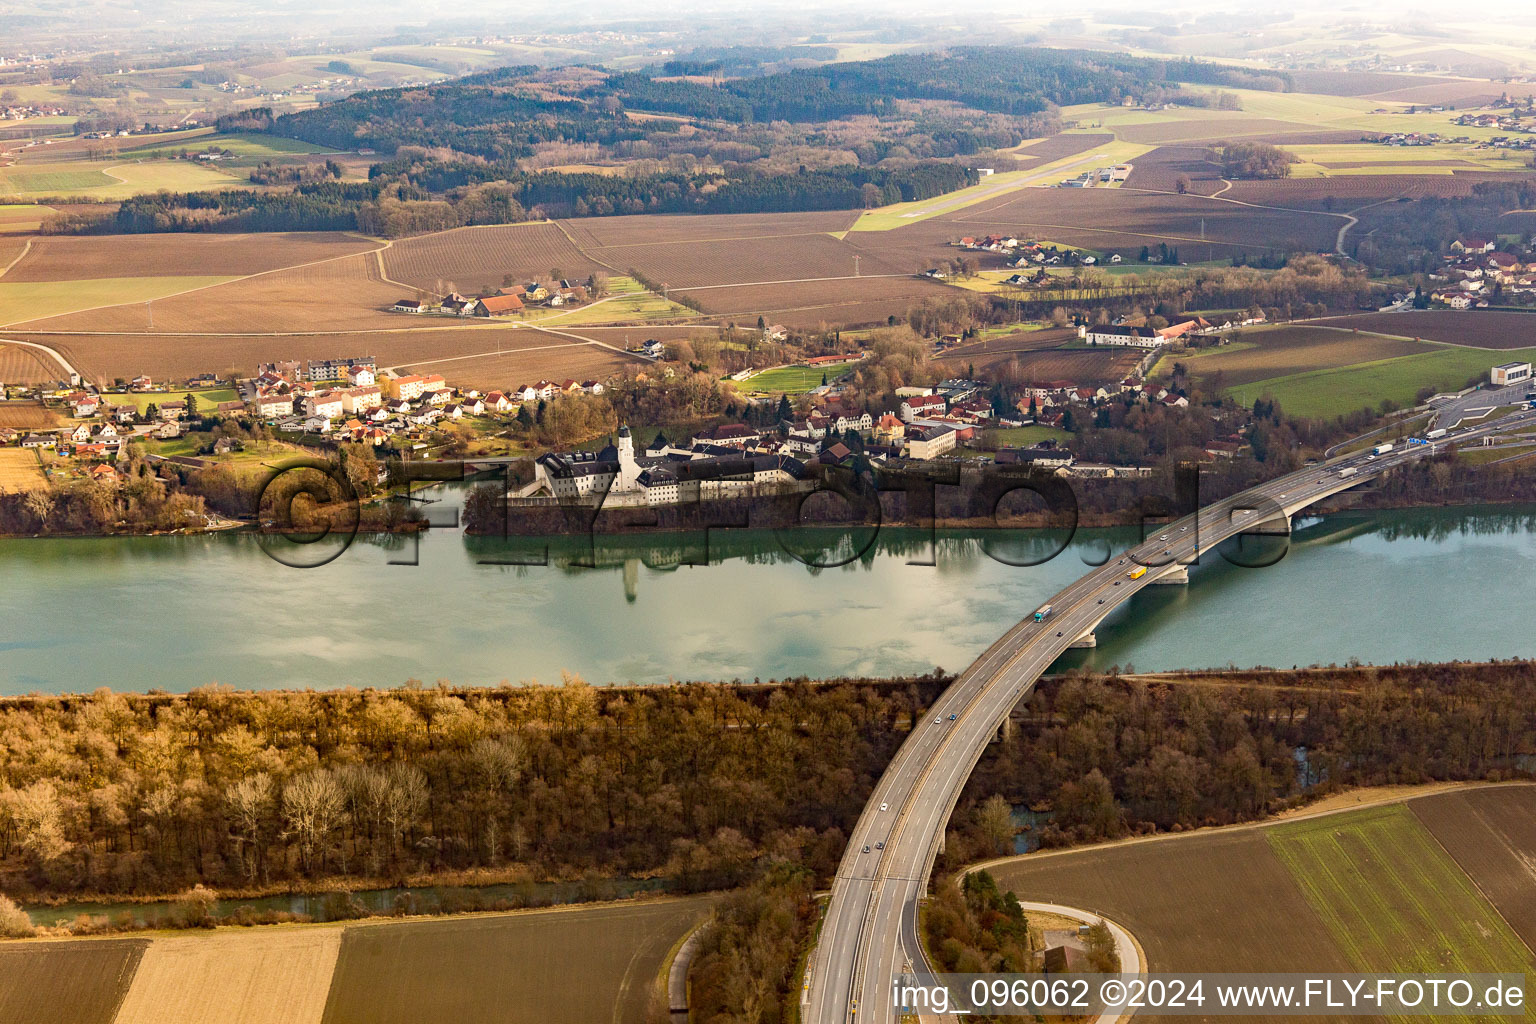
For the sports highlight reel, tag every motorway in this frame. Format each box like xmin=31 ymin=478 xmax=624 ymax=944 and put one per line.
xmin=805 ymin=406 xmax=1536 ymax=1024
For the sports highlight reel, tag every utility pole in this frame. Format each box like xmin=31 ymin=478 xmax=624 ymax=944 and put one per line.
xmin=146 ymin=300 xmax=153 ymax=331
xmin=853 ymin=254 xmax=861 ymax=277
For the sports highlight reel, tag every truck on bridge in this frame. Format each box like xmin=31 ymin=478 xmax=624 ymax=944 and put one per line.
xmin=1427 ymin=428 xmax=1448 ymax=440
xmin=1127 ymin=566 xmax=1148 ymax=580
xmin=1033 ymin=604 xmax=1053 ymax=622
xmin=1372 ymin=442 xmax=1395 ymax=455
xmin=1339 ymin=466 xmax=1358 ymax=478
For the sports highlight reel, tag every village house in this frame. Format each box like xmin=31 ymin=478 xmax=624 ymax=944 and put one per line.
xmin=348 ymin=365 xmax=376 ymax=387
xmin=304 ymin=392 xmax=345 ymax=420
xmin=383 ymin=374 xmax=429 ymax=401
xmin=906 ymin=424 xmax=957 ymax=460
xmin=472 ymin=294 xmax=524 ymax=317
xmin=159 ymin=401 xmax=187 ymax=421
xmin=484 ymin=391 xmax=512 ymax=412
xmin=392 ymin=298 xmax=429 ymax=314
xmin=900 ymin=394 xmax=947 ymax=422
xmin=341 ymin=385 xmax=382 ymax=414
xmin=253 ymin=393 xmax=294 ymax=418
xmin=875 ymin=412 xmax=906 ymax=444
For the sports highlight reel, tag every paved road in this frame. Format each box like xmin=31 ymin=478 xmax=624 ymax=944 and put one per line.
xmin=1429 ymin=379 xmax=1534 ymax=429
xmin=805 ymin=408 xmax=1536 ymax=1024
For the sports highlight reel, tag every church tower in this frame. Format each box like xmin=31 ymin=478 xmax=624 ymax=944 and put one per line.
xmin=616 ymin=424 xmax=640 ymax=491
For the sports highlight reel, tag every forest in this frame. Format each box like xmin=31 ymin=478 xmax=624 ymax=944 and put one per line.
xmin=3 ymin=661 xmax=1535 ymax=909
xmin=49 ymin=155 xmax=973 ymax=235
xmin=269 ymin=47 xmax=1264 ymax=154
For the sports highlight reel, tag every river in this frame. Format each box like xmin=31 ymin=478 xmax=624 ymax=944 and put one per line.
xmin=2 ymin=503 xmax=1534 ymax=695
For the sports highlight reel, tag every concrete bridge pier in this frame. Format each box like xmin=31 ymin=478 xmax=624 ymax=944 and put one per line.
xmin=1068 ymin=631 xmax=1096 ymax=648
xmin=1246 ymin=512 xmax=1292 ymax=536
xmin=1150 ymin=565 xmax=1189 ymax=584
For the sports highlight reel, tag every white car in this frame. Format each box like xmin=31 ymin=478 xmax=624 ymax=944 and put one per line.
xmin=880 ymin=802 xmax=888 ymax=812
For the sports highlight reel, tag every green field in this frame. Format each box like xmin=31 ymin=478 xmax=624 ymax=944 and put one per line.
xmin=0 ymin=276 xmax=236 ymax=327
xmin=526 ymin=276 xmax=692 ymax=326
xmin=1227 ymin=345 xmax=1536 ymax=419
xmin=1267 ymin=804 xmax=1535 ymax=985
xmin=0 ymin=166 xmax=118 ymax=193
xmin=120 ymin=131 xmax=336 ymax=161
xmin=111 ymin=389 xmax=238 ymax=416
xmin=737 ymin=361 xmax=857 ymax=393
xmin=0 ymin=160 xmax=246 ymax=199
xmin=983 ymin=425 xmax=1071 ymax=446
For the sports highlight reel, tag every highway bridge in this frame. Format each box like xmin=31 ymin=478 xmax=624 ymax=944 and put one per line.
xmin=805 ymin=406 xmax=1536 ymax=1024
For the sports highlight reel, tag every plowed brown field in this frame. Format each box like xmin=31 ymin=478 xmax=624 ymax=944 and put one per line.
xmin=0 ymin=342 xmax=63 ymax=383
xmin=1412 ymin=785 xmax=1536 ymax=950
xmin=381 ymin=223 xmax=607 ymax=293
xmin=558 ymin=209 xmax=857 ymax=247
xmin=24 ymin=324 xmax=600 ymax=381
xmin=1319 ymin=310 xmax=1536 ymax=350
xmin=617 ymin=233 xmax=906 ymax=289
xmin=14 ymin=252 xmax=402 ymax=335
xmin=3 ymin=233 xmax=378 ymax=283
xmin=0 ymin=938 xmax=148 ymax=1024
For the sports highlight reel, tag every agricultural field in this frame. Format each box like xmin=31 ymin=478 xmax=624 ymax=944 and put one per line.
xmin=1112 ymin=118 xmax=1336 ymax=146
xmin=1320 ymin=311 xmax=1536 ymax=350
xmin=851 ymin=138 xmax=1146 ymax=232
xmin=108 ymin=131 xmax=338 ymax=163
xmin=111 ymin=928 xmax=341 ymax=1024
xmin=1414 ymin=785 xmax=1536 ymax=950
xmin=0 ymin=400 xmax=59 ymax=429
xmin=678 ymin=275 xmax=947 ymax=326
xmin=1007 ymin=132 xmax=1120 ymax=167
xmin=13 ymin=252 xmax=400 ymax=336
xmin=0 ymin=159 xmax=248 ymax=200
xmin=600 ymin=232 xmax=906 ymax=289
xmin=104 ymin=388 xmax=238 ymax=414
xmin=0 ymin=449 xmax=46 ymax=492
xmin=1121 ymin=146 xmax=1226 ymax=195
xmin=390 ymin=335 xmax=643 ymax=392
xmin=1268 ymin=802 xmax=1536 ymax=981
xmin=1177 ymin=326 xmax=1432 ymax=387
xmin=1223 ymin=172 xmax=1523 ymax=210
xmin=988 ymin=787 xmax=1536 ymax=1022
xmin=319 ymin=895 xmax=716 ymax=1024
xmin=0 ymin=343 xmax=65 ymax=384
xmin=901 ymin=187 xmax=1341 ymax=258
xmin=558 ymin=209 xmax=859 ymax=248
xmin=381 ymin=222 xmax=608 ymax=294
xmin=3 ymin=233 xmax=379 ymax=283
xmin=981 ymin=424 xmax=1071 ymax=446
xmin=525 ymin=276 xmax=693 ymax=326
xmin=1225 ymin=343 xmax=1536 ymax=419
xmin=0 ymin=938 xmax=148 ymax=1024
xmin=24 ymin=324 xmax=593 ymax=384
xmin=0 ymin=276 xmax=238 ymax=330
xmin=0 ymin=204 xmax=51 ymax=234
xmin=736 ymin=361 xmax=857 ymax=394
xmin=939 ymin=343 xmax=1143 ymax=386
